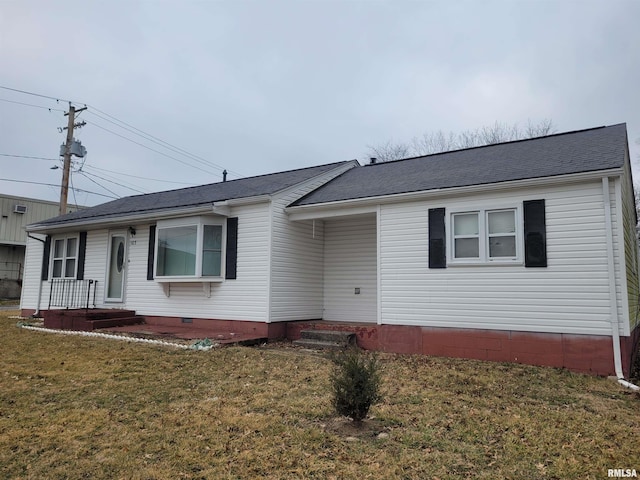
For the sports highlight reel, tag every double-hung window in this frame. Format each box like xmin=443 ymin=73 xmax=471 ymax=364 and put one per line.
xmin=450 ymin=207 xmax=520 ymax=264
xmin=51 ymin=236 xmax=78 ymax=278
xmin=155 ymin=217 xmax=224 ymax=279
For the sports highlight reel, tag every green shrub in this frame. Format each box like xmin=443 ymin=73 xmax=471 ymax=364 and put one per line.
xmin=329 ymin=348 xmax=382 ymax=422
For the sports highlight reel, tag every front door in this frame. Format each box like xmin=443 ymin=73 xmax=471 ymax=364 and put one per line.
xmin=106 ymin=232 xmax=127 ymax=302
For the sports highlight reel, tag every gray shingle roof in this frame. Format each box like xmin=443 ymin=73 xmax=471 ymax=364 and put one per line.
xmin=35 ymin=161 xmax=353 ymax=227
xmin=292 ymin=124 xmax=628 ymax=206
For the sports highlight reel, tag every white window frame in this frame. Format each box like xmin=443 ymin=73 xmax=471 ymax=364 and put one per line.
xmin=154 ymin=216 xmax=226 ymax=281
xmin=50 ymin=235 xmax=79 ymax=279
xmin=448 ymin=205 xmax=523 ymax=265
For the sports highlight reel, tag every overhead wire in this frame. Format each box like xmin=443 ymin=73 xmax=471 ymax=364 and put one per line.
xmin=0 ymin=178 xmax=117 ymax=199
xmin=78 ymin=166 xmax=146 ymax=192
xmin=85 ymin=119 xmax=223 ymax=177
xmin=69 ymin=170 xmax=79 ymax=209
xmin=0 ymin=153 xmax=60 ymax=161
xmin=0 ymin=97 xmax=66 ymax=112
xmin=76 ymin=171 xmax=121 ymax=199
xmin=85 ymin=108 xmax=242 ymax=178
xmin=83 ymin=165 xmax=196 ymax=186
xmin=0 ymin=84 xmax=244 ymax=181
xmin=78 ymin=169 xmax=147 ymax=195
xmin=1 ymin=152 xmax=194 ymax=187
xmin=0 ymin=85 xmax=74 ymax=103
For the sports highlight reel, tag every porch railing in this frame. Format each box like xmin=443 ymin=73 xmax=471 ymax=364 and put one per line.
xmin=48 ymin=279 xmax=98 ymax=309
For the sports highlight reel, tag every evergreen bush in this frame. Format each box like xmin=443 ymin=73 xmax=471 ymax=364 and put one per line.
xmin=329 ymin=348 xmax=381 ymax=422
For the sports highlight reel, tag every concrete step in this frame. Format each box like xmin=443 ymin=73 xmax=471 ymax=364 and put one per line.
xmin=299 ymin=329 xmax=356 ymax=344
xmin=84 ymin=309 xmax=137 ymax=320
xmin=293 ymin=338 xmax=353 ymax=350
xmin=293 ymin=330 xmax=356 ymax=349
xmin=86 ymin=316 xmax=145 ymax=331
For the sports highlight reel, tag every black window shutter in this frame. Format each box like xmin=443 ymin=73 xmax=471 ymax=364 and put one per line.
xmin=428 ymin=208 xmax=446 ymax=268
xmin=225 ymin=217 xmax=238 ymax=279
xmin=523 ymin=199 xmax=547 ymax=267
xmin=41 ymin=235 xmax=51 ymax=281
xmin=76 ymin=231 xmax=87 ymax=280
xmin=147 ymin=225 xmax=156 ymax=280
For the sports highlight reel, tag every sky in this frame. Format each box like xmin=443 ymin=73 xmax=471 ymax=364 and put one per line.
xmin=0 ymin=0 xmax=639 ymax=207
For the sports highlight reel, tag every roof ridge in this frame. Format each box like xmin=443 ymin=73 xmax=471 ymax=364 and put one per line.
xmin=366 ymin=123 xmax=626 ymax=166
xmin=119 ymin=159 xmax=356 ymax=200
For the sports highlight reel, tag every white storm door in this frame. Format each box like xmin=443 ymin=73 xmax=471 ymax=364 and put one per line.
xmin=106 ymin=232 xmax=127 ymax=302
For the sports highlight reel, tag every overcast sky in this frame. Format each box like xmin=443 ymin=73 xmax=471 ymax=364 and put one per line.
xmin=1 ymin=0 xmax=638 ymax=207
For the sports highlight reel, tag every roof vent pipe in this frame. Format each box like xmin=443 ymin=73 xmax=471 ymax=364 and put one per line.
xmin=223 ymin=170 xmax=227 ymax=182
xmin=369 ymin=157 xmax=377 ymax=165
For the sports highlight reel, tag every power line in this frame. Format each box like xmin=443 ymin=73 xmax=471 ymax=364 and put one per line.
xmin=70 ymin=171 xmax=79 ymax=209
xmin=0 ymin=153 xmax=60 ymax=161
xmin=80 ymin=167 xmax=160 ymax=193
xmin=85 ymin=107 xmax=243 ymax=178
xmin=0 ymin=178 xmax=117 ymax=199
xmin=0 ymin=84 xmax=244 ymax=179
xmin=78 ymin=170 xmax=146 ymax=195
xmin=1 ymin=153 xmax=194 ymax=187
xmin=83 ymin=165 xmax=195 ymax=186
xmin=76 ymin=172 xmax=121 ymax=198
xmin=0 ymin=98 xmax=66 ymax=112
xmin=86 ymin=119 xmax=222 ymax=177
xmin=0 ymin=85 xmax=76 ymax=104
xmin=82 ymin=169 xmax=148 ymax=193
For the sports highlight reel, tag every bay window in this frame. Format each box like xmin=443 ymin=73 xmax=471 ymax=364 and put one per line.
xmin=155 ymin=217 xmax=225 ymax=279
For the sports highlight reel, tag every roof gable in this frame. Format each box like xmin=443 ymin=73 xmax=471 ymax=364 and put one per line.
xmin=292 ymin=124 xmax=628 ymax=206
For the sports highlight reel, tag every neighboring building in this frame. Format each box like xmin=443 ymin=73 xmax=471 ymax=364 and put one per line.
xmin=0 ymin=194 xmax=81 ymax=298
xmin=20 ymin=124 xmax=639 ymax=378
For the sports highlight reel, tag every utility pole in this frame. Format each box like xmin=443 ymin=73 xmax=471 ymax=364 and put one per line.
xmin=59 ymin=105 xmax=86 ymax=215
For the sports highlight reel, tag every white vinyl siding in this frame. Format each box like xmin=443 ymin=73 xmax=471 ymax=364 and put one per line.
xmin=86 ymin=229 xmax=109 ymax=306
xmin=120 ymin=203 xmax=270 ymax=322
xmin=22 ymin=206 xmax=270 ymax=319
xmin=620 ymin=164 xmax=640 ymax=330
xmin=379 ymin=180 xmax=625 ymax=336
xmin=20 ymin=235 xmax=45 ymax=310
xmin=20 ymin=231 xmax=108 ymax=311
xmin=608 ymin=178 xmax=627 ymax=334
xmin=21 ymin=163 xmax=357 ymax=321
xmin=269 ymin=162 xmax=357 ymax=322
xmin=323 ymin=215 xmax=377 ymax=323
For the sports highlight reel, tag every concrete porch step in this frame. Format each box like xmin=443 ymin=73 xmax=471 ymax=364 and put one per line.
xmin=84 ymin=309 xmax=137 ymax=320
xmin=87 ymin=316 xmax=145 ymax=330
xmin=43 ymin=309 xmax=144 ymax=331
xmin=293 ymin=329 xmax=356 ymax=349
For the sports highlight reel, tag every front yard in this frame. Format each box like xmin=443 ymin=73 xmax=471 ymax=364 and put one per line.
xmin=1 ymin=310 xmax=638 ymax=479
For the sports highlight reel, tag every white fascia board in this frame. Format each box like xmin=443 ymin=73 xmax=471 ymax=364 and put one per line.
xmin=27 ymin=205 xmax=216 ymax=234
xmin=218 ymin=195 xmax=272 ymax=207
xmin=286 ymin=168 xmax=624 ymax=220
xmin=288 ymin=204 xmax=378 ymax=221
xmin=212 ymin=195 xmax=272 ymax=216
xmin=28 ymin=195 xmax=275 ymax=234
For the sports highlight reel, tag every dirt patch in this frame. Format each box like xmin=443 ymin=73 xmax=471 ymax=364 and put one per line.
xmin=314 ymin=416 xmax=391 ymax=441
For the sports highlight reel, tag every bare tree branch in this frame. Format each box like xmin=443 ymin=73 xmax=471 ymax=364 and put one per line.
xmin=367 ymin=119 xmax=557 ymax=161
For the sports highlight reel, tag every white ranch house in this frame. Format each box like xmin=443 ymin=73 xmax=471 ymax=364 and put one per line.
xmin=21 ymin=124 xmax=640 ymax=379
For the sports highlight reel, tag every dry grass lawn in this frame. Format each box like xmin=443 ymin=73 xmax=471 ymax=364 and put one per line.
xmin=1 ymin=310 xmax=639 ymax=479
